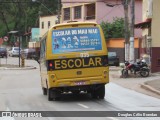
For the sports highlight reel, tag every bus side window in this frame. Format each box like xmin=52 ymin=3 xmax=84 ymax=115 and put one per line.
xmin=40 ymin=39 xmax=46 ymax=58
xmin=40 ymin=42 xmax=43 ymax=58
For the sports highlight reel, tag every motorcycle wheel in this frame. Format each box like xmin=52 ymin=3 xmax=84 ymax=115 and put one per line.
xmin=140 ymin=69 xmax=149 ymax=77
xmin=122 ymin=69 xmax=128 ymax=78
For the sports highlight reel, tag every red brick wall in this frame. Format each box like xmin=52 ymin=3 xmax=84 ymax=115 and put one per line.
xmin=151 ymin=47 xmax=160 ymax=72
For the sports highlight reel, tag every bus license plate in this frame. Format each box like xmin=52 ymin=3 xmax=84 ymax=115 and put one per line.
xmin=75 ymin=81 xmax=86 ymax=85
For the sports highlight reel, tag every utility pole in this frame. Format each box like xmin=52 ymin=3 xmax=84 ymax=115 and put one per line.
xmin=123 ymin=0 xmax=129 ymax=61
xmin=57 ymin=0 xmax=61 ymax=24
xmin=129 ymin=0 xmax=135 ymax=63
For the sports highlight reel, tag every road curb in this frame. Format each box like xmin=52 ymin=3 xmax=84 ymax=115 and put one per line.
xmin=109 ymin=67 xmax=122 ymax=71
xmin=140 ymin=83 xmax=160 ymax=95
xmin=0 ymin=66 xmax=36 ymax=70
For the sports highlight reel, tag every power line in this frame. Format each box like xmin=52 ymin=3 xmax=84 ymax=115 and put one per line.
xmin=0 ymin=1 xmax=30 ymax=3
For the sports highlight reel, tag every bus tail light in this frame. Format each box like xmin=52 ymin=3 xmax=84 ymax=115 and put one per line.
xmin=49 ymin=63 xmax=53 ymax=67
xmin=47 ymin=60 xmax=54 ymax=71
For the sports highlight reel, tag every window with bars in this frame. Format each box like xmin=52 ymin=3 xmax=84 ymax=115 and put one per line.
xmin=74 ymin=6 xmax=81 ymax=19
xmin=42 ymin=22 xmax=44 ymax=29
xmin=64 ymin=8 xmax=70 ymax=20
xmin=48 ymin=21 xmax=50 ymax=28
xmin=85 ymin=3 xmax=95 ymax=20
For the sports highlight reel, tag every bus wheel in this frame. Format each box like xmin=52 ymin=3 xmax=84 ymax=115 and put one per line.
xmin=91 ymin=85 xmax=105 ymax=99
xmin=97 ymin=85 xmax=105 ymax=99
xmin=42 ymin=87 xmax=47 ymax=95
xmin=91 ymin=92 xmax=98 ymax=99
xmin=47 ymin=89 xmax=53 ymax=101
xmin=91 ymin=89 xmax=98 ymax=99
xmin=52 ymin=90 xmax=61 ymax=101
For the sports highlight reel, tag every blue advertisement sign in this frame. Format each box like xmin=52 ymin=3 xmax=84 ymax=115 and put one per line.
xmin=31 ymin=28 xmax=40 ymax=42
xmin=52 ymin=27 xmax=102 ymax=54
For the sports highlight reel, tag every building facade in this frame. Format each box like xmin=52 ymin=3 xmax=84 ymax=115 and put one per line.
xmin=61 ymin=0 xmax=142 ymax=37
xmin=28 ymin=15 xmax=58 ymax=48
xmin=135 ymin=0 xmax=160 ymax=73
xmin=28 ymin=28 xmax=40 ymax=48
xmin=39 ymin=15 xmax=58 ymax=37
xmin=107 ymin=38 xmax=140 ymax=62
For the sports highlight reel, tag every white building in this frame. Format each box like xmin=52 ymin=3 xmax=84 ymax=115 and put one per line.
xmin=39 ymin=15 xmax=58 ymax=37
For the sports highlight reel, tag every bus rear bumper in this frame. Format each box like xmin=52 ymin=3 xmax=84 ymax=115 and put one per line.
xmin=52 ymin=83 xmax=106 ymax=93
xmin=48 ymin=76 xmax=109 ymax=90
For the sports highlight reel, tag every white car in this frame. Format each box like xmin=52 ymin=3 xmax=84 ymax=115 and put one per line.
xmin=21 ymin=48 xmax=38 ymax=59
xmin=8 ymin=47 xmax=21 ymax=57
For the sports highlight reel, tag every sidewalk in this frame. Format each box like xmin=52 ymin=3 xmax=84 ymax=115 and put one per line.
xmin=141 ymin=79 xmax=160 ymax=96
xmin=0 ymin=57 xmax=38 ymax=70
xmin=0 ymin=65 xmax=36 ymax=70
xmin=109 ymin=66 xmax=160 ymax=99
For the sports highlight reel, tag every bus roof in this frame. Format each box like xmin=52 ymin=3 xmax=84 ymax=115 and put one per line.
xmin=51 ymin=22 xmax=98 ymax=29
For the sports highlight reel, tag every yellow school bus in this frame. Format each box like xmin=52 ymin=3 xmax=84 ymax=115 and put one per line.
xmin=39 ymin=22 xmax=109 ymax=101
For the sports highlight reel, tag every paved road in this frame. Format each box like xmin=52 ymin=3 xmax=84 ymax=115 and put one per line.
xmin=0 ymin=57 xmax=160 ymax=120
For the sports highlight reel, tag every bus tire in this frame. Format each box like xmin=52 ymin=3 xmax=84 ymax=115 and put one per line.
xmin=91 ymin=91 xmax=97 ymax=99
xmin=97 ymin=85 xmax=105 ymax=99
xmin=42 ymin=87 xmax=47 ymax=95
xmin=91 ymin=89 xmax=98 ymax=99
xmin=91 ymin=85 xmax=105 ymax=99
xmin=47 ymin=89 xmax=53 ymax=101
xmin=52 ymin=90 xmax=61 ymax=101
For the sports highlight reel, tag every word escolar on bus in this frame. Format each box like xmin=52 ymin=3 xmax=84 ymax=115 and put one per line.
xmin=54 ymin=57 xmax=102 ymax=70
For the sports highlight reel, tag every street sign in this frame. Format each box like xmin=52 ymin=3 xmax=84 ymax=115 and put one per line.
xmin=3 ymin=36 xmax=8 ymax=42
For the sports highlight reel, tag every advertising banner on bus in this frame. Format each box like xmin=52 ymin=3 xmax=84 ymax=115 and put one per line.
xmin=52 ymin=27 xmax=102 ymax=54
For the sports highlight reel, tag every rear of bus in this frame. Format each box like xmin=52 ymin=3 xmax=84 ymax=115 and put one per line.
xmin=44 ymin=22 xmax=109 ymax=100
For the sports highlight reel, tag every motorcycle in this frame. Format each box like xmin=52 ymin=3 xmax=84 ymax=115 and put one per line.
xmin=121 ymin=60 xmax=150 ymax=78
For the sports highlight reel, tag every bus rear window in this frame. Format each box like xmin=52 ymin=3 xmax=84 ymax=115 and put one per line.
xmin=52 ymin=27 xmax=102 ymax=54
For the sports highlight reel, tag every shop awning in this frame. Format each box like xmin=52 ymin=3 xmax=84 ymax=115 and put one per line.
xmin=134 ymin=19 xmax=151 ymax=29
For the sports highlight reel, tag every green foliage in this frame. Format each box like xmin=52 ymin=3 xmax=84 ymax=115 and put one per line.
xmin=0 ymin=0 xmax=58 ymax=38
xmin=100 ymin=18 xmax=125 ymax=40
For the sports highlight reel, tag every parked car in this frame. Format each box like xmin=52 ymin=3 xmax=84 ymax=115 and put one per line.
xmin=0 ymin=47 xmax=7 ymax=58
xmin=108 ymin=52 xmax=119 ymax=66
xmin=8 ymin=47 xmax=21 ymax=57
xmin=21 ymin=48 xmax=37 ymax=59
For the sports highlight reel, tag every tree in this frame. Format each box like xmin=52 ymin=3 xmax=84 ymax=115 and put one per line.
xmin=100 ymin=18 xmax=125 ymax=40
xmin=0 ymin=0 xmax=58 ymax=39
